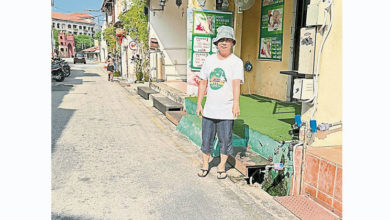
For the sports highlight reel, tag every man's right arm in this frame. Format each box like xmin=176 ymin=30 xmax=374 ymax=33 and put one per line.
xmin=196 ymin=80 xmax=207 ymax=118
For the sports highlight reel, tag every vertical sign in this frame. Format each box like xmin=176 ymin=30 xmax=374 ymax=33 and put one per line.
xmin=258 ymin=0 xmax=284 ymax=61
xmin=187 ymin=9 xmax=233 ymax=95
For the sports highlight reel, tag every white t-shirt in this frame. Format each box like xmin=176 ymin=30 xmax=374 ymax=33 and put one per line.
xmin=198 ymin=53 xmax=244 ymax=120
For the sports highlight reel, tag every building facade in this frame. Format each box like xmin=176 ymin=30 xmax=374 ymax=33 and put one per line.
xmin=52 ymin=12 xmax=98 ymax=37
xmin=58 ymin=32 xmax=75 ymax=58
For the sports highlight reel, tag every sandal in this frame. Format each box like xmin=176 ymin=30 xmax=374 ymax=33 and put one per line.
xmin=197 ymin=169 xmax=209 ymax=177
xmin=217 ymin=171 xmax=227 ymax=179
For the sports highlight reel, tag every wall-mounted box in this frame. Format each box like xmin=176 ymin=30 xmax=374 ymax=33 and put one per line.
xmin=306 ymin=1 xmax=328 ymax=26
xmin=293 ymin=79 xmax=314 ymax=100
xmin=298 ymin=27 xmax=316 ymax=75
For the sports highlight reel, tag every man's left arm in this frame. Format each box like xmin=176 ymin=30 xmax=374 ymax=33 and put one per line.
xmin=232 ymin=59 xmax=244 ymax=119
xmin=232 ymin=79 xmax=241 ymax=119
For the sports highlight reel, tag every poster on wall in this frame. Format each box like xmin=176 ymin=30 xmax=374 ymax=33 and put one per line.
xmin=258 ymin=0 xmax=284 ymax=61
xmin=186 ymin=9 xmax=233 ymax=95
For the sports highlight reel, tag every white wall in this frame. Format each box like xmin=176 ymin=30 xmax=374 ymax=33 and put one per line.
xmin=150 ymin=0 xmax=188 ymax=81
xmin=120 ymin=36 xmax=137 ymax=82
xmin=100 ymin=22 xmax=108 ymax=62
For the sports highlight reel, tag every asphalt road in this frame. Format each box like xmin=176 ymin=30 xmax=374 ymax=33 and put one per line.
xmin=51 ymin=60 xmax=298 ymax=220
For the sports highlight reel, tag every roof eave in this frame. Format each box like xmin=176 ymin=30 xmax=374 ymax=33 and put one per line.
xmin=101 ymin=0 xmax=113 ymax=11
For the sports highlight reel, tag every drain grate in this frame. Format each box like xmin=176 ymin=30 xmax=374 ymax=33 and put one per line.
xmin=274 ymin=195 xmax=340 ymax=220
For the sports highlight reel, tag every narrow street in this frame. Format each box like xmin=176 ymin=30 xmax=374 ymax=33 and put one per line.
xmin=51 ymin=60 xmax=298 ymax=220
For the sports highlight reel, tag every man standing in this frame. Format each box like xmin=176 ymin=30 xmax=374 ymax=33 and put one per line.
xmin=196 ymin=26 xmax=244 ymax=179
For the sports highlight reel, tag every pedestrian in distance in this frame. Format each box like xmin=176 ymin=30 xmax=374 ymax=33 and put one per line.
xmin=196 ymin=26 xmax=244 ymax=179
xmin=105 ymin=54 xmax=115 ymax=82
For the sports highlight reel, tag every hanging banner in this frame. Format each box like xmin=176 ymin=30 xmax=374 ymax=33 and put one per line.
xmin=187 ymin=9 xmax=233 ymax=95
xmin=258 ymin=0 xmax=284 ymax=61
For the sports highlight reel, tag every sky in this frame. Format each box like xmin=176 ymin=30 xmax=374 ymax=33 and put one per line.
xmin=52 ymin=0 xmax=105 ymax=25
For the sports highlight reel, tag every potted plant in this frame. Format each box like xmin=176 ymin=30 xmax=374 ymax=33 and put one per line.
xmin=135 ymin=59 xmax=143 ymax=83
xmin=115 ymin=28 xmax=126 ymax=45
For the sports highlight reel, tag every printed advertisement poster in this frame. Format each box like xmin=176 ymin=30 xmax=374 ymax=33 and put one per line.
xmin=192 ymin=52 xmax=209 ymax=68
xmin=258 ymin=0 xmax=284 ymax=61
xmin=186 ymin=9 xmax=233 ymax=95
xmin=193 ymin=36 xmax=211 ymax=53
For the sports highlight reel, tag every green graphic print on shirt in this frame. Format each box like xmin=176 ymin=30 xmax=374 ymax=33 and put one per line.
xmin=209 ymin=68 xmax=227 ymax=90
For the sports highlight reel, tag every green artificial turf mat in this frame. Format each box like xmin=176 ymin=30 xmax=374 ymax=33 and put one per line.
xmin=185 ymin=95 xmax=301 ymax=141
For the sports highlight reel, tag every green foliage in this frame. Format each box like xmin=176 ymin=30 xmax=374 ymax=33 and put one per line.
xmin=74 ymin=34 xmax=94 ymax=52
xmin=113 ymin=71 xmax=121 ymax=77
xmin=94 ymin=30 xmax=102 ymax=41
xmin=103 ymin=25 xmax=116 ymax=52
xmin=119 ymin=0 xmax=149 ymax=50
xmin=262 ymin=170 xmax=289 ymax=196
xmin=52 ymin=28 xmax=59 ymax=48
xmin=135 ymin=59 xmax=143 ymax=81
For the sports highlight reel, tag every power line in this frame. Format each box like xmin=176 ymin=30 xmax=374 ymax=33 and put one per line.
xmin=53 ymin=6 xmax=72 ymax=13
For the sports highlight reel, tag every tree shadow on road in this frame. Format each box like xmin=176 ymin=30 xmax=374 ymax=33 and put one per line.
xmin=79 ymin=73 xmax=100 ymax=77
xmin=51 ymin=68 xmax=88 ymax=153
xmin=51 ymin=213 xmax=96 ymax=220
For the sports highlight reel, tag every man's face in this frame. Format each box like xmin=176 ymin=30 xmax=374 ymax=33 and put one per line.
xmin=217 ymin=38 xmax=233 ymax=56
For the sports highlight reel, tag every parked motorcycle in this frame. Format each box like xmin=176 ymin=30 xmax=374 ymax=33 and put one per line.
xmin=52 ymin=57 xmax=71 ymax=77
xmin=51 ymin=61 xmax=65 ymax=82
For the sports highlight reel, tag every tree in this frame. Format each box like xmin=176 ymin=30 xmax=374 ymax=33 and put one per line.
xmin=52 ymin=28 xmax=59 ymax=48
xmin=103 ymin=25 xmax=116 ymax=52
xmin=94 ymin=30 xmax=102 ymax=41
xmin=119 ymin=0 xmax=148 ymax=50
xmin=74 ymin=34 xmax=94 ymax=52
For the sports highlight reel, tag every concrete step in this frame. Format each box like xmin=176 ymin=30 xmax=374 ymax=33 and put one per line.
xmin=227 ymin=148 xmax=273 ymax=178
xmin=166 ymin=111 xmax=187 ymax=126
xmin=149 ymin=82 xmax=187 ymax=108
xmin=137 ymin=86 xmax=158 ymax=100
xmin=152 ymin=96 xmax=183 ymax=115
